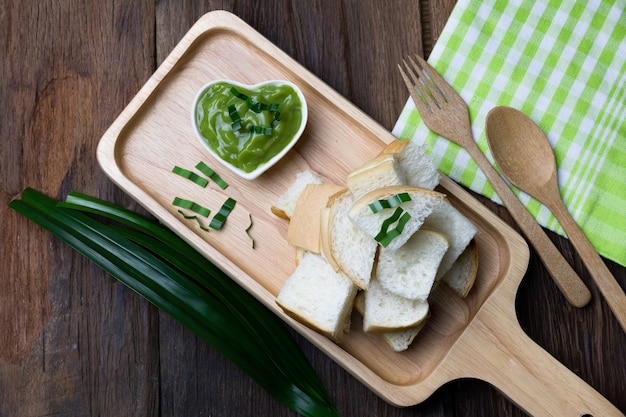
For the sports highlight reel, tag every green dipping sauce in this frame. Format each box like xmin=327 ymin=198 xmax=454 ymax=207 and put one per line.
xmin=194 ymin=81 xmax=304 ymax=174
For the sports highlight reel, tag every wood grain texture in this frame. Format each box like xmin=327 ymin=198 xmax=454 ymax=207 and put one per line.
xmin=2 ymin=1 xmax=625 ymax=416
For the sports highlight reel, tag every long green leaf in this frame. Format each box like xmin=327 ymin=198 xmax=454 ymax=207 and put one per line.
xmin=15 ymin=190 xmax=332 ymax=414
xmin=10 ymin=188 xmax=340 ymax=417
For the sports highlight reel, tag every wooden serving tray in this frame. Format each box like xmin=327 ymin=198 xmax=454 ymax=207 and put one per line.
xmin=97 ymin=11 xmax=622 ymax=417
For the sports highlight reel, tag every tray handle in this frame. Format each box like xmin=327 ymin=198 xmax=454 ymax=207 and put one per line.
xmin=446 ymin=301 xmax=624 ymax=417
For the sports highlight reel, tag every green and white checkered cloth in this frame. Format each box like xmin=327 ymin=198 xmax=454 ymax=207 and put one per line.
xmin=393 ymin=0 xmax=626 ymax=267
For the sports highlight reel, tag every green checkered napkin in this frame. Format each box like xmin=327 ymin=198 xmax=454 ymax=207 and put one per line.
xmin=393 ymin=0 xmax=626 ymax=267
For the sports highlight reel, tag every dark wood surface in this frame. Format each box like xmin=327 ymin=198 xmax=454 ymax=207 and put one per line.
xmin=2 ymin=1 xmax=624 ymax=416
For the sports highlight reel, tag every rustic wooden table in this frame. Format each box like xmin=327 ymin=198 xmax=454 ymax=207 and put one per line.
xmin=2 ymin=1 xmax=625 ymax=416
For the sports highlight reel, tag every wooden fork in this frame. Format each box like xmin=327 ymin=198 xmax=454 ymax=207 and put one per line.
xmin=398 ymin=54 xmax=591 ymax=308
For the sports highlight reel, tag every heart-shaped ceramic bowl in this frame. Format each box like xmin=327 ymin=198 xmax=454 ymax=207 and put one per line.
xmin=191 ymin=79 xmax=308 ymax=180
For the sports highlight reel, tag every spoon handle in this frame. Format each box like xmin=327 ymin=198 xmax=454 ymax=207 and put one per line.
xmin=547 ymin=197 xmax=626 ymax=333
xmin=464 ymin=144 xmax=592 ymax=307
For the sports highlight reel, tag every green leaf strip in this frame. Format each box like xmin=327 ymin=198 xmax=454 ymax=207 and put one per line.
xmin=195 ymin=161 xmax=229 ymax=190
xmin=172 ymin=166 xmax=209 ymax=188
xmin=177 ymin=209 xmax=210 ymax=232
xmin=228 ymin=104 xmax=242 ymax=131
xmin=368 ymin=192 xmax=412 ymax=213
xmin=245 ymin=214 xmax=255 ymax=249
xmin=250 ymin=125 xmax=273 ymax=136
xmin=172 ymin=197 xmax=211 ymax=218
xmin=374 ymin=206 xmax=412 ymax=248
xmin=209 ymin=197 xmax=236 ymax=231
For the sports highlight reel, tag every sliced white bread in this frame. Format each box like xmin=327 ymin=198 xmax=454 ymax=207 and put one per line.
xmin=271 ymin=170 xmax=326 ymax=220
xmin=383 ymin=139 xmax=440 ymax=190
xmin=381 ymin=324 xmax=425 ymax=352
xmin=354 ymin=292 xmax=426 ymax=352
xmin=322 ymin=189 xmax=378 ymax=290
xmin=276 ymin=251 xmax=357 ymax=342
xmin=348 ymin=185 xmax=446 ymax=252
xmin=362 ymin=277 xmax=430 ymax=333
xmin=346 ymin=153 xmax=406 ymax=200
xmin=376 ymin=229 xmax=449 ymax=301
xmin=441 ymin=239 xmax=479 ymax=298
xmin=287 ymin=183 xmax=346 ymax=254
xmin=423 ymin=199 xmax=478 ymax=279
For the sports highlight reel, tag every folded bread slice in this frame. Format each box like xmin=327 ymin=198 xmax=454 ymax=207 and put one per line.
xmin=321 ymin=189 xmax=378 ymax=290
xmin=348 ymin=185 xmax=446 ymax=252
xmin=287 ymin=183 xmax=346 ymax=254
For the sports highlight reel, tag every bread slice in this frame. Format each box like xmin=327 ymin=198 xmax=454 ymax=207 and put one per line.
xmin=348 ymin=185 xmax=446 ymax=252
xmin=423 ymin=199 xmax=478 ymax=279
xmin=287 ymin=183 xmax=345 ymax=254
xmin=354 ymin=292 xmax=426 ymax=352
xmin=383 ymin=139 xmax=440 ymax=190
xmin=381 ymin=322 xmax=426 ymax=352
xmin=441 ymin=239 xmax=479 ymax=298
xmin=346 ymin=153 xmax=406 ymax=200
xmin=276 ymin=252 xmax=357 ymax=342
xmin=322 ymin=189 xmax=378 ymax=290
xmin=362 ymin=277 xmax=429 ymax=332
xmin=376 ymin=229 xmax=449 ymax=301
xmin=271 ymin=170 xmax=325 ymax=220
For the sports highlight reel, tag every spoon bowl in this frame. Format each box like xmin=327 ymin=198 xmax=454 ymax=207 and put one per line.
xmin=485 ymin=107 xmax=557 ymax=196
xmin=485 ymin=106 xmax=626 ymax=333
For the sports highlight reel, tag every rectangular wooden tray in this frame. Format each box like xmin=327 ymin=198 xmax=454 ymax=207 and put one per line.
xmin=97 ymin=10 xmax=546 ymax=409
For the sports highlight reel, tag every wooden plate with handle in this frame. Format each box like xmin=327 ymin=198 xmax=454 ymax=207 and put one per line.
xmin=97 ymin=11 xmax=623 ymax=417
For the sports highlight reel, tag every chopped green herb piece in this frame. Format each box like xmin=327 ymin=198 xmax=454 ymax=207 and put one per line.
xmin=231 ymin=86 xmax=280 ymax=115
xmin=245 ymin=97 xmax=257 ymax=112
xmin=177 ymin=210 xmax=210 ymax=231
xmin=195 ymin=161 xmax=229 ymax=190
xmin=374 ymin=206 xmax=412 ymax=247
xmin=251 ymin=125 xmax=273 ymax=136
xmin=230 ymin=86 xmax=247 ymax=99
xmin=172 ymin=166 xmax=209 ymax=188
xmin=210 ymin=197 xmax=237 ymax=230
xmin=172 ymin=197 xmax=211 ymax=218
xmin=246 ymin=98 xmax=277 ymax=113
xmin=228 ymin=104 xmax=242 ymax=131
xmin=368 ymin=192 xmax=412 ymax=213
xmin=245 ymin=214 xmax=255 ymax=249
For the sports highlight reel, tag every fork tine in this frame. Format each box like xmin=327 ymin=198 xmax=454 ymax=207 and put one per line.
xmin=406 ymin=55 xmax=443 ymax=110
xmin=398 ymin=61 xmax=432 ymax=116
xmin=398 ymin=53 xmax=471 ymax=141
xmin=412 ymin=54 xmax=452 ymax=103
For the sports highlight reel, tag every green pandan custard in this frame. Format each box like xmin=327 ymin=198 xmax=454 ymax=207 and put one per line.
xmin=194 ymin=80 xmax=306 ymax=176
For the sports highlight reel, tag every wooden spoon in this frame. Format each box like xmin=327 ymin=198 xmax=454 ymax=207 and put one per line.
xmin=485 ymin=106 xmax=626 ymax=333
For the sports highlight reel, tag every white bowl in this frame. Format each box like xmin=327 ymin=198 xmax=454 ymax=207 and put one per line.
xmin=191 ymin=79 xmax=308 ymax=180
